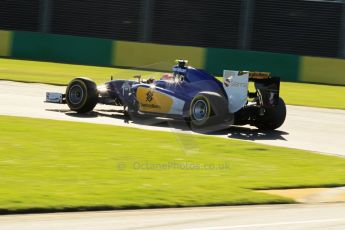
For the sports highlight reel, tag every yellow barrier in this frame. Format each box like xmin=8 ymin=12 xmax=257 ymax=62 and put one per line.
xmin=300 ymin=56 xmax=345 ymax=85
xmin=0 ymin=30 xmax=12 ymax=57
xmin=113 ymin=41 xmax=205 ymax=71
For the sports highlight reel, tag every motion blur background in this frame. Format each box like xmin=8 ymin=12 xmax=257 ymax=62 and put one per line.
xmin=0 ymin=0 xmax=345 ymax=84
xmin=1 ymin=0 xmax=344 ymax=57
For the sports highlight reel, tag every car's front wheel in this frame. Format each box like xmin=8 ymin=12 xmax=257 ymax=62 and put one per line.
xmin=66 ymin=77 xmax=98 ymax=113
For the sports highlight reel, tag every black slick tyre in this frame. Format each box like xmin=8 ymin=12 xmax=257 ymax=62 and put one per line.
xmin=255 ymin=97 xmax=286 ymax=130
xmin=189 ymin=92 xmax=231 ymax=132
xmin=66 ymin=77 xmax=98 ymax=113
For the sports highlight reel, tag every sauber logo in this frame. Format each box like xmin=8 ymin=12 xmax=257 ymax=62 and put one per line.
xmin=224 ymin=78 xmax=248 ymax=88
xmin=146 ymin=91 xmax=153 ymax=102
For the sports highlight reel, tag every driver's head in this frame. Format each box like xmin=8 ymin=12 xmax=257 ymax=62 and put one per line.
xmin=161 ymin=73 xmax=174 ymax=81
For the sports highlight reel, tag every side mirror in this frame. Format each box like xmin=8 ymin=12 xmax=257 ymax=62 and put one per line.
xmin=133 ymin=75 xmax=141 ymax=83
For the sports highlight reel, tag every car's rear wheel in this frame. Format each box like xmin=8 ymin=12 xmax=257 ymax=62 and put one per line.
xmin=190 ymin=96 xmax=211 ymax=127
xmin=66 ymin=77 xmax=98 ymax=113
xmin=189 ymin=92 xmax=232 ymax=132
xmin=255 ymin=97 xmax=286 ymax=130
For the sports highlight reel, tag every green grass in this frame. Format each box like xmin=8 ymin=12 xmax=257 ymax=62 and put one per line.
xmin=0 ymin=58 xmax=164 ymax=85
xmin=1 ymin=115 xmax=345 ymax=213
xmin=280 ymin=82 xmax=345 ymax=109
xmin=1 ymin=58 xmax=345 ymax=109
xmin=248 ymin=81 xmax=345 ymax=110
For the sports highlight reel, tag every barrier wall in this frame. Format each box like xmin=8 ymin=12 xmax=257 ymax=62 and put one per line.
xmin=300 ymin=56 xmax=345 ymax=85
xmin=113 ymin=41 xmax=205 ymax=71
xmin=205 ymin=48 xmax=299 ymax=82
xmin=0 ymin=30 xmax=344 ymax=85
xmin=0 ymin=30 xmax=12 ymax=57
xmin=11 ymin=31 xmax=112 ymax=66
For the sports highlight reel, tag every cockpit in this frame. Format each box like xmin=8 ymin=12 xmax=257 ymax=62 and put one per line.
xmin=135 ymin=59 xmax=216 ymax=86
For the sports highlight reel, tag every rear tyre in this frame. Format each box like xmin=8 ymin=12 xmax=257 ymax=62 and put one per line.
xmin=189 ymin=92 xmax=231 ymax=133
xmin=255 ymin=97 xmax=286 ymax=130
xmin=66 ymin=77 xmax=98 ymax=113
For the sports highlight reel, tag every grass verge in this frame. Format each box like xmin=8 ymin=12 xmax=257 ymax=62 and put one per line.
xmin=0 ymin=58 xmax=164 ymax=85
xmin=0 ymin=115 xmax=345 ymax=214
xmin=280 ymin=82 xmax=345 ymax=110
xmin=1 ymin=58 xmax=345 ymax=110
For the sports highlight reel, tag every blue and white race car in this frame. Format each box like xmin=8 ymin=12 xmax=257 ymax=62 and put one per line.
xmin=46 ymin=60 xmax=286 ymax=132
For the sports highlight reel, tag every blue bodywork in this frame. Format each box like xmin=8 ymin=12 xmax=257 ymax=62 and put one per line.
xmin=104 ymin=65 xmax=228 ymax=117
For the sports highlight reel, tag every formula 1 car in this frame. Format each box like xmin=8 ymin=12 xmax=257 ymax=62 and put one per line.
xmin=46 ymin=60 xmax=286 ymax=131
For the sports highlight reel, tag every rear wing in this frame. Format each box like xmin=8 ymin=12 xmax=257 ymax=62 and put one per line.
xmin=222 ymin=70 xmax=280 ymax=113
xmin=248 ymin=71 xmax=271 ymax=80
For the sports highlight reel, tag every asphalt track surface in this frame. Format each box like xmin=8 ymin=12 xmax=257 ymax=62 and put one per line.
xmin=0 ymin=204 xmax=344 ymax=230
xmin=0 ymin=80 xmax=344 ymax=156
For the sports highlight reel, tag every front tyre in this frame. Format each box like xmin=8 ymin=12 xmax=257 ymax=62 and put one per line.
xmin=66 ymin=77 xmax=98 ymax=113
xmin=255 ymin=97 xmax=286 ymax=130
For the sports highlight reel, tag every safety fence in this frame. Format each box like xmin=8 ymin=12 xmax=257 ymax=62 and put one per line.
xmin=1 ymin=0 xmax=345 ymax=59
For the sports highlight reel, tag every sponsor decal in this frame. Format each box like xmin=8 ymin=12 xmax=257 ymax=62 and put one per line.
xmin=121 ymin=82 xmax=131 ymax=95
xmin=249 ymin=72 xmax=270 ymax=79
xmin=46 ymin=92 xmax=63 ymax=103
xmin=172 ymin=67 xmax=187 ymax=73
xmin=141 ymin=103 xmax=161 ymax=109
xmin=146 ymin=91 xmax=153 ymax=102
xmin=136 ymin=87 xmax=173 ymax=113
xmin=224 ymin=78 xmax=248 ymax=88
